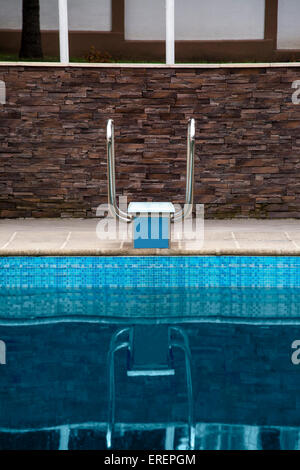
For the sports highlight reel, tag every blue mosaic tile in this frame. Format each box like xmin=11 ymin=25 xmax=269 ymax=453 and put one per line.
xmin=0 ymin=256 xmax=300 ymax=289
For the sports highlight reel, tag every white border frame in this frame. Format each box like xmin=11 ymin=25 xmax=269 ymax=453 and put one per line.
xmin=58 ymin=0 xmax=175 ymax=65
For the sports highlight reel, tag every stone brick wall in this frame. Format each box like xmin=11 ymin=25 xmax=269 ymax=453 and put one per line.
xmin=1 ymin=65 xmax=300 ymax=218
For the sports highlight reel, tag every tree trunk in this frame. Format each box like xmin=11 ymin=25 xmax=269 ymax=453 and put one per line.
xmin=19 ymin=0 xmax=43 ymax=59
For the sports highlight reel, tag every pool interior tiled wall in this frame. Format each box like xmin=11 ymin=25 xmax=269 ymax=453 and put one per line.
xmin=1 ymin=256 xmax=300 ymax=450
xmin=1 ymin=256 xmax=300 ymax=288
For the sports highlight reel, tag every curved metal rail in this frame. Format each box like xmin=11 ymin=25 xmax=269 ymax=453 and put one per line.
xmin=107 ymin=119 xmax=132 ymax=222
xmin=172 ymin=118 xmax=195 ymax=222
xmin=106 ymin=118 xmax=196 ymax=223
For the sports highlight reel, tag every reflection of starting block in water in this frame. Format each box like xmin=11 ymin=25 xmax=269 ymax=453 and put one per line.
xmin=106 ymin=326 xmax=195 ymax=450
xmin=128 ymin=202 xmax=175 ymax=249
xmin=127 ymin=325 xmax=174 ymax=376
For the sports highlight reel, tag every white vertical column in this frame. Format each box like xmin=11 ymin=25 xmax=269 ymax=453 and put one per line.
xmin=166 ymin=0 xmax=175 ymax=65
xmin=58 ymin=0 xmax=69 ymax=63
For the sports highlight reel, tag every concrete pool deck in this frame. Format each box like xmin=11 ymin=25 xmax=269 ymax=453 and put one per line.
xmin=1 ymin=218 xmax=300 ymax=256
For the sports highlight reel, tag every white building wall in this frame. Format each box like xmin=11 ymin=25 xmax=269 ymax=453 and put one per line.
xmin=0 ymin=0 xmax=22 ymax=28
xmin=277 ymin=0 xmax=300 ymax=49
xmin=175 ymin=0 xmax=265 ymax=40
xmin=0 ymin=0 xmax=111 ymax=31
xmin=125 ymin=0 xmax=265 ymax=41
xmin=125 ymin=0 xmax=165 ymax=41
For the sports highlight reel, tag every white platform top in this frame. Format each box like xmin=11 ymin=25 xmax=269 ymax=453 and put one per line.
xmin=128 ymin=202 xmax=175 ymax=214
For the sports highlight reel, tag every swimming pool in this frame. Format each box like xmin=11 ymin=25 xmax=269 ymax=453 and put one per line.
xmin=1 ymin=256 xmax=300 ymax=450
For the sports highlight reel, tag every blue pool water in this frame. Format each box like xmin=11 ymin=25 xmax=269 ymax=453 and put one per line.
xmin=1 ymin=256 xmax=300 ymax=450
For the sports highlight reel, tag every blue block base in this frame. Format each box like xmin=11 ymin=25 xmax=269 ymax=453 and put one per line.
xmin=133 ymin=216 xmax=170 ymax=249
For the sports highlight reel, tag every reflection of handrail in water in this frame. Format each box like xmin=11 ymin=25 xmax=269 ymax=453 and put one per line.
xmin=170 ymin=327 xmax=195 ymax=450
xmin=1 ymin=423 xmax=300 ymax=450
xmin=106 ymin=326 xmax=195 ymax=450
xmin=0 ymin=422 xmax=184 ymax=451
xmin=106 ymin=328 xmax=131 ymax=449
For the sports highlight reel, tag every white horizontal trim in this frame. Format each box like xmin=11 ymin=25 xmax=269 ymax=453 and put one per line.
xmin=1 ymin=61 xmax=300 ymax=69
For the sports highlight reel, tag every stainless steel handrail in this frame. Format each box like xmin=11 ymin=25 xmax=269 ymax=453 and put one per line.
xmin=107 ymin=119 xmax=132 ymax=222
xmin=106 ymin=118 xmax=195 ymax=222
xmin=171 ymin=118 xmax=195 ymax=222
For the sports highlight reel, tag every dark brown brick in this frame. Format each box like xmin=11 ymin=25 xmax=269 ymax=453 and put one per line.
xmin=1 ymin=65 xmax=300 ymax=218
